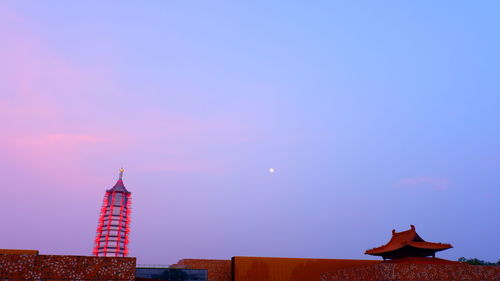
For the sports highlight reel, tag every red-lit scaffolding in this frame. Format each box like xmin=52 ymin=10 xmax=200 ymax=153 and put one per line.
xmin=93 ymin=168 xmax=132 ymax=257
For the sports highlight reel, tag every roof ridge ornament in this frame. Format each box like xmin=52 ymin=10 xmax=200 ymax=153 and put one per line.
xmin=119 ymin=167 xmax=124 ymax=180
xmin=108 ymin=167 xmax=130 ymax=193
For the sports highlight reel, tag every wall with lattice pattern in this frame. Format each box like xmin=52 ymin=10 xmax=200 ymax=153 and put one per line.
xmin=320 ymin=262 xmax=500 ymax=281
xmin=0 ymin=253 xmax=136 ymax=281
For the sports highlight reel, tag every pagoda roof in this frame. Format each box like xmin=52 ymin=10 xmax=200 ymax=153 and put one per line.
xmin=365 ymin=225 xmax=452 ymax=259
xmin=382 ymin=257 xmax=459 ymax=265
xmin=107 ymin=168 xmax=130 ymax=193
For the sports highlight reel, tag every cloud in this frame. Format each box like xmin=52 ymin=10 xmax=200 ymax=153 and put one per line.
xmin=0 ymin=4 xmax=258 ymax=186
xmin=394 ymin=177 xmax=450 ymax=190
xmin=5 ymin=134 xmax=109 ymax=149
xmin=0 ymin=27 xmax=132 ymax=182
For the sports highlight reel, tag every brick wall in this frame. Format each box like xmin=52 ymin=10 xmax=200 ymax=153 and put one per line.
xmin=320 ymin=262 xmax=500 ymax=281
xmin=0 ymin=253 xmax=136 ymax=280
xmin=172 ymin=259 xmax=231 ymax=281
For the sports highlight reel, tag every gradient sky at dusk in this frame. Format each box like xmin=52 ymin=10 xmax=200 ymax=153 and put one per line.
xmin=1 ymin=1 xmax=499 ymax=265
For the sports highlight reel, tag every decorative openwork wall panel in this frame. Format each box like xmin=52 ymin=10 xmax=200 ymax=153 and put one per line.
xmin=320 ymin=262 xmax=500 ymax=281
xmin=0 ymin=254 xmax=136 ymax=281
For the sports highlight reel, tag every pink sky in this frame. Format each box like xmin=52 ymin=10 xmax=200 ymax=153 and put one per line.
xmin=1 ymin=1 xmax=499 ymax=264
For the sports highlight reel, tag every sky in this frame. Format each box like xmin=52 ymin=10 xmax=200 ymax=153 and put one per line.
xmin=0 ymin=1 xmax=499 ymax=265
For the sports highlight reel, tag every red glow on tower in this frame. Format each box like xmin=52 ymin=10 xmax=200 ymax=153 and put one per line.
xmin=93 ymin=168 xmax=132 ymax=257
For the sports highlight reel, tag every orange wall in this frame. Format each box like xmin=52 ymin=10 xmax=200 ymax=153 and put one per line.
xmin=0 ymin=249 xmax=38 ymax=255
xmin=171 ymin=256 xmax=498 ymax=281
xmin=233 ymin=257 xmax=381 ymax=281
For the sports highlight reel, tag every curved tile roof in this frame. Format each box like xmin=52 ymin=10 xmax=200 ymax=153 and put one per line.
xmin=365 ymin=225 xmax=452 ymax=256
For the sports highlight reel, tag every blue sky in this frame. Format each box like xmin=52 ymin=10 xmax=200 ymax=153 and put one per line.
xmin=0 ymin=1 xmax=499 ymax=264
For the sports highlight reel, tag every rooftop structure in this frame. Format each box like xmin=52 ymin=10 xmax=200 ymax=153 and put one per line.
xmin=93 ymin=168 xmax=132 ymax=257
xmin=365 ymin=225 xmax=452 ymax=260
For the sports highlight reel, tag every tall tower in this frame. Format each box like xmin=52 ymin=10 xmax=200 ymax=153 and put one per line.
xmin=93 ymin=168 xmax=132 ymax=257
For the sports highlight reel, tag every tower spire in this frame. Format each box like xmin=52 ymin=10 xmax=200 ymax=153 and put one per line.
xmin=109 ymin=167 xmax=129 ymax=192
xmin=93 ymin=169 xmax=132 ymax=257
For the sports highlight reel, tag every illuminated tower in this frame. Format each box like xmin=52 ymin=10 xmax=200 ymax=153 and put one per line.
xmin=93 ymin=168 xmax=132 ymax=257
